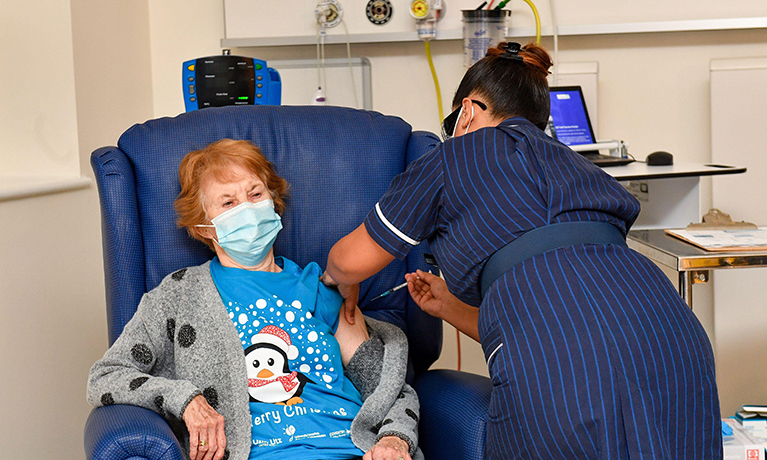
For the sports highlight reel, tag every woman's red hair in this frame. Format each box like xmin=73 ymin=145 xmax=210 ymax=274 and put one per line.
xmin=175 ymin=139 xmax=289 ymax=250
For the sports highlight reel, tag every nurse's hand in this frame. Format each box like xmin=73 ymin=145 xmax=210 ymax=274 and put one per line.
xmin=405 ymin=270 xmax=455 ymax=320
xmin=406 ymin=269 xmax=480 ymax=342
xmin=321 ymin=271 xmax=360 ymax=324
xmin=364 ymin=435 xmax=412 ymax=460
xmin=338 ymin=282 xmax=360 ymax=324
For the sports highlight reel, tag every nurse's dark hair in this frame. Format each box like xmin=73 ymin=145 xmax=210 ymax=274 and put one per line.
xmin=452 ymin=42 xmax=552 ymax=130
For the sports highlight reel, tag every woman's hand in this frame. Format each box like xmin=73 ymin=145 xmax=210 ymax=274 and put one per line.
xmin=183 ymin=394 xmax=227 ymax=460
xmin=363 ymin=435 xmax=412 ymax=460
xmin=321 ymin=271 xmax=360 ymax=324
xmin=405 ymin=269 xmax=480 ymax=342
xmin=335 ymin=305 xmax=369 ymax=366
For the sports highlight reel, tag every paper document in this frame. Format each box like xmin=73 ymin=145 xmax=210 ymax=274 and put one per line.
xmin=666 ymin=228 xmax=767 ymax=252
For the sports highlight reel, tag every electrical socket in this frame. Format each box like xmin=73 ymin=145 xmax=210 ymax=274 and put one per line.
xmin=315 ymin=0 xmax=343 ymax=28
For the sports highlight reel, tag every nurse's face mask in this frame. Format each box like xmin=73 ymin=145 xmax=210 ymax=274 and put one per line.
xmin=196 ymin=200 xmax=283 ymax=267
xmin=441 ymin=99 xmax=488 ymax=141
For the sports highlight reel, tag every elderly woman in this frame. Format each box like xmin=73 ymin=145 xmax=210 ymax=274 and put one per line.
xmin=87 ymin=139 xmax=422 ymax=460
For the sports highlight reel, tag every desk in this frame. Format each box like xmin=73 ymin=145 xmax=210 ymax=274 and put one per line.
xmin=605 ymin=162 xmax=746 ymax=182
xmin=605 ymin=162 xmax=746 ymax=229
xmin=627 ymin=229 xmax=767 ymax=309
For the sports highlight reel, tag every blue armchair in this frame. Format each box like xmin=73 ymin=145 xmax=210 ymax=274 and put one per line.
xmin=84 ymin=105 xmax=492 ymax=460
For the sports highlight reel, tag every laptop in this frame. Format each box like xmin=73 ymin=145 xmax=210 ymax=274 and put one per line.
xmin=548 ymin=86 xmax=634 ymax=167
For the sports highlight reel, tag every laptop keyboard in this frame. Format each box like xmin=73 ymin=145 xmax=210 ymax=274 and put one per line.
xmin=581 ymin=152 xmax=635 ymax=167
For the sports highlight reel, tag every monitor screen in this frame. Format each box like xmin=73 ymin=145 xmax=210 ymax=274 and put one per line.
xmin=549 ymin=87 xmax=596 ymax=146
xmin=195 ymin=57 xmax=255 ymax=108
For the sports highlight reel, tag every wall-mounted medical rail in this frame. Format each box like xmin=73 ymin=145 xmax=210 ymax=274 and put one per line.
xmin=222 ymin=16 xmax=767 ymax=48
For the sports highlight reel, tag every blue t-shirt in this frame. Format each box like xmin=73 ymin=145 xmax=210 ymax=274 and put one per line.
xmin=210 ymin=257 xmax=364 ymax=460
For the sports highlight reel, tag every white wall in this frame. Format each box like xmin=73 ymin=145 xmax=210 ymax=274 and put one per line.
xmin=0 ymin=1 xmax=154 ymax=459
xmin=1 ymin=1 xmax=766 ymax=458
xmin=0 ymin=0 xmax=80 ymax=179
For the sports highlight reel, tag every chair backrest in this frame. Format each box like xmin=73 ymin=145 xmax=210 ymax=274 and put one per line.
xmin=91 ymin=105 xmax=442 ymax=376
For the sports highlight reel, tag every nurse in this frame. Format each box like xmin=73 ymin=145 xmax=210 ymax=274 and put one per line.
xmin=324 ymin=42 xmax=722 ymax=459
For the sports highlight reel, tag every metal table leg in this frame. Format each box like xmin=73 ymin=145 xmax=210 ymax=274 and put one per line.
xmin=679 ymin=271 xmax=694 ymax=309
xmin=678 ymin=270 xmax=709 ymax=309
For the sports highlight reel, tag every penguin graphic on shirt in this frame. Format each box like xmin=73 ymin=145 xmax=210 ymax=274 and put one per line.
xmin=244 ymin=325 xmax=314 ymax=406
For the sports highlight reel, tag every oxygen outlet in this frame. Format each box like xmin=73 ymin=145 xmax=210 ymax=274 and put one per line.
xmin=315 ymin=0 xmax=343 ymax=28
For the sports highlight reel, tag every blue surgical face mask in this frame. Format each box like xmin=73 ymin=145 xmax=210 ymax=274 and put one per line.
xmin=198 ymin=200 xmax=282 ymax=267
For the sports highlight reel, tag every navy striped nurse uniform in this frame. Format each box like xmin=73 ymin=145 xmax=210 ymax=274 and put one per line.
xmin=363 ymin=117 xmax=721 ymax=459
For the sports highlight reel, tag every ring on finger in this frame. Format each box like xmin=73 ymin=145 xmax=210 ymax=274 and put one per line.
xmin=199 ymin=439 xmax=208 ymax=447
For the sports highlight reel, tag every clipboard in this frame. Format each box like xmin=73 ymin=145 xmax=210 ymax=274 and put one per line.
xmin=665 ymin=209 xmax=767 ymax=252
xmin=665 ymin=228 xmax=767 ymax=252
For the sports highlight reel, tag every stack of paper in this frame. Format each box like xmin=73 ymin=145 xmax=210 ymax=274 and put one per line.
xmin=736 ymin=406 xmax=767 ymax=445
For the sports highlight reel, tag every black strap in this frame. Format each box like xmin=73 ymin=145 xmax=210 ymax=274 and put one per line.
xmin=480 ymin=222 xmax=627 ymax=298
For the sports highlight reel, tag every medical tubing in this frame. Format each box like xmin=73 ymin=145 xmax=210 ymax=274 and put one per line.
xmin=424 ymin=41 xmax=445 ymax=121
xmin=321 ymin=28 xmax=327 ymax=92
xmin=456 ymin=330 xmax=462 ymax=371
xmin=550 ymin=0 xmax=560 ymax=83
xmin=316 ymin=24 xmax=323 ymax=90
xmin=520 ymin=0 xmax=542 ymax=45
xmin=316 ymin=26 xmax=320 ymax=87
xmin=341 ymin=19 xmax=359 ymax=108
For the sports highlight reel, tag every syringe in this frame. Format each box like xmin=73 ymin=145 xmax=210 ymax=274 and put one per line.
xmin=370 ymin=281 xmax=409 ymax=302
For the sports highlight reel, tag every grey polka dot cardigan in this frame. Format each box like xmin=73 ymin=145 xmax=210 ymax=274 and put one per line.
xmin=87 ymin=261 xmax=423 ymax=460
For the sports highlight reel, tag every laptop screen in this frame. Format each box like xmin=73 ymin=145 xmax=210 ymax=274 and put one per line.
xmin=549 ymin=86 xmax=596 ymax=146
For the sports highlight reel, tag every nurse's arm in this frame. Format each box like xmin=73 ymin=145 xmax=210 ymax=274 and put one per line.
xmin=326 ymin=223 xmax=395 ymax=284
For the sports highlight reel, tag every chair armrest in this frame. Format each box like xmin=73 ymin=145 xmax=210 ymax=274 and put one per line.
xmin=91 ymin=147 xmax=147 ymax=345
xmin=413 ymin=369 xmax=492 ymax=460
xmin=84 ymin=405 xmax=184 ymax=460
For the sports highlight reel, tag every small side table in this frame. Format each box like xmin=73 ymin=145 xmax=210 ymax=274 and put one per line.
xmin=627 ymin=229 xmax=767 ymax=309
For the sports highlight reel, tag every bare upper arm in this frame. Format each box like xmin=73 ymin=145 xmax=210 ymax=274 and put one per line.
xmin=335 ymin=306 xmax=369 ymax=366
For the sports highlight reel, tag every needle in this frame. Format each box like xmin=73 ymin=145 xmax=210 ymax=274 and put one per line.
xmin=370 ymin=281 xmax=409 ymax=302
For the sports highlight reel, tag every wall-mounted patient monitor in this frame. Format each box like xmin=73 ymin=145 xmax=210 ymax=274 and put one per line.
xmin=183 ymin=52 xmax=281 ymax=112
